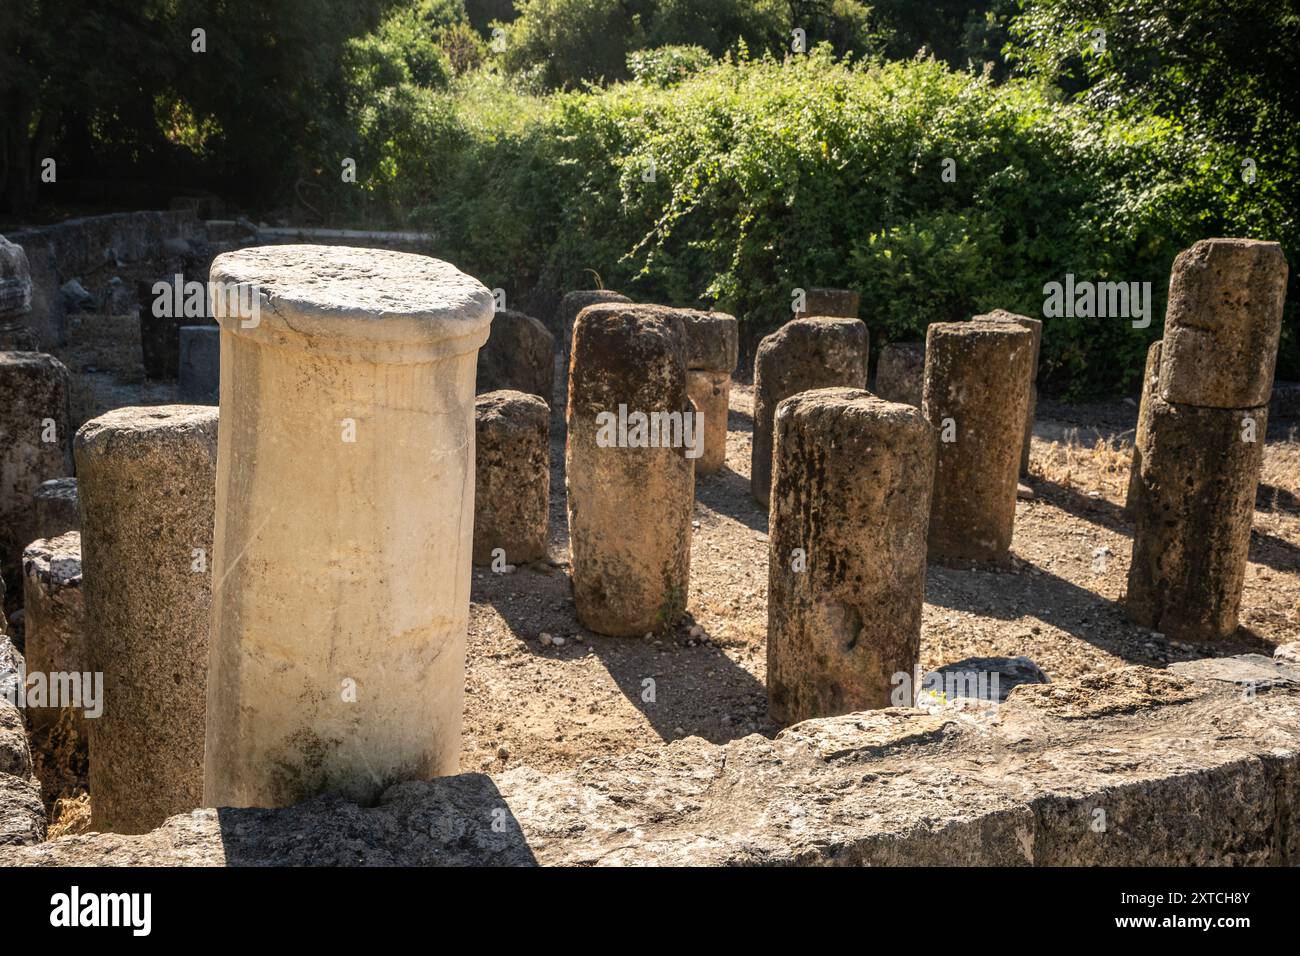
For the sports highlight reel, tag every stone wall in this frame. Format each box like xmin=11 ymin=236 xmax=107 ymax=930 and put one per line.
xmin=6 ymin=210 xmax=208 ymax=347
xmin=3 ymin=659 xmax=1297 ymax=865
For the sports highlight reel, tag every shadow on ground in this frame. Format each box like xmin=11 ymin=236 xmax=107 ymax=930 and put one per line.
xmin=217 ymin=773 xmax=539 ymax=865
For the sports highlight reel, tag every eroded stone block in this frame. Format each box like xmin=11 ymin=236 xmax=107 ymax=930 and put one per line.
xmin=1159 ymin=238 xmax=1288 ymax=409
xmin=76 ymin=405 xmax=218 ymax=833
xmin=477 ymin=309 xmax=554 ymax=402
xmin=751 ymin=316 xmax=868 ymax=508
xmin=1126 ymin=396 xmax=1266 ymax=640
xmin=874 ymin=342 xmax=925 ymax=408
xmin=474 ymin=390 xmax=549 ymax=566
xmin=21 ymin=532 xmax=87 ymax=736
xmin=566 ymin=303 xmax=693 ymax=636
xmin=0 ymin=351 xmax=73 ymax=577
xmin=768 ymin=388 xmax=934 ymax=724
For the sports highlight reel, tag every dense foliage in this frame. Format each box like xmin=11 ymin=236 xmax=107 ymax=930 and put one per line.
xmin=1009 ymin=0 xmax=1300 ymax=387
xmin=2 ymin=0 xmax=1296 ymax=394
xmin=361 ymin=52 xmax=1211 ymax=394
xmin=0 ymin=0 xmax=397 ymax=211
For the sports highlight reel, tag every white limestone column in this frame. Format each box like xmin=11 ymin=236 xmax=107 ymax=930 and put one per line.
xmin=202 ymin=245 xmax=494 ymax=808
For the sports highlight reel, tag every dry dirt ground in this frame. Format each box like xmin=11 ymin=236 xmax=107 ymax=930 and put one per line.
xmin=459 ymin=370 xmax=1300 ymax=778
xmin=35 ymin=321 xmax=1300 ymax=826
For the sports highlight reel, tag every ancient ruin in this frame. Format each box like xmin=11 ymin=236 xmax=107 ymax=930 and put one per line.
xmin=31 ymin=477 xmax=79 ymax=540
xmin=566 ymin=302 xmax=694 ymax=636
xmin=679 ymin=308 xmax=739 ymax=475
xmin=972 ymin=309 xmax=1041 ymax=476
xmin=750 ymin=316 xmax=869 ymax=507
xmin=923 ymin=321 xmax=1034 ymax=564
xmin=0 ymin=352 xmax=73 ymax=578
xmin=0 ymin=222 xmax=1295 ymax=874
xmin=1127 ymin=239 xmax=1289 ymax=641
xmin=556 ymin=289 xmax=630 ymax=359
xmin=801 ymin=287 xmax=860 ymax=318
xmin=2 ymin=0 xmax=1299 ymax=890
xmin=474 ymin=390 xmax=550 ymax=566
xmin=202 ymin=245 xmax=494 ymax=809
xmin=19 ymin=533 xmax=86 ymax=738
xmin=1123 ymin=339 xmax=1163 ymax=515
xmin=75 ymin=405 xmax=217 ymax=833
xmin=178 ymin=325 xmax=220 ymax=404
xmin=873 ymin=341 xmax=925 ymax=407
xmin=767 ymin=388 xmax=935 ymax=723
xmin=0 ymin=237 xmax=36 ymax=350
xmin=477 ymin=308 xmax=554 ymax=401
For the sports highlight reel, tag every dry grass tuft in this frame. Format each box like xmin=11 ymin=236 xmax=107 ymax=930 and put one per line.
xmin=47 ymin=792 xmax=92 ymax=839
xmin=1032 ymin=431 xmax=1133 ymax=499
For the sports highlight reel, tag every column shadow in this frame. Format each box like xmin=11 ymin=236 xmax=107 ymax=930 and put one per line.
xmin=695 ymin=468 xmax=768 ymax=534
xmin=215 ymin=773 xmax=539 ymax=865
xmin=1031 ymin=476 xmax=1300 ymax=575
xmin=584 ymin=619 xmax=772 ymax=747
xmin=691 ymin=402 xmax=767 ymax=533
xmin=1257 ymin=481 xmax=1300 ymax=517
xmin=1029 ymin=477 xmax=1132 ymax=538
xmin=1249 ymin=527 xmax=1300 ymax=574
xmin=477 ymin=568 xmax=772 ymax=747
xmin=924 ymin=560 xmax=1149 ymax=665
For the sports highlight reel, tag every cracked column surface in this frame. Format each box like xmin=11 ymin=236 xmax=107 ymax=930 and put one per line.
xmin=1127 ymin=239 xmax=1288 ymax=640
xmin=203 ymin=245 xmax=494 ymax=809
xmin=76 ymin=404 xmax=218 ymax=833
xmin=566 ymin=302 xmax=694 ymax=637
xmin=767 ymin=388 xmax=935 ymax=724
xmin=923 ymin=321 xmax=1034 ymax=565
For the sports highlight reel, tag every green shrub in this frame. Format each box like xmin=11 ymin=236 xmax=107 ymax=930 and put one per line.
xmin=497 ymin=0 xmax=879 ymax=90
xmin=644 ymin=0 xmax=790 ymax=55
xmin=627 ymin=45 xmax=714 ymax=87
xmin=496 ymin=0 xmax=648 ymax=89
xmin=338 ymin=51 xmax=1251 ymax=398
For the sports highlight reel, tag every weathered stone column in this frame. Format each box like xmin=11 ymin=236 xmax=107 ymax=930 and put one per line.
xmin=923 ymin=321 xmax=1034 ymax=564
xmin=178 ymin=324 xmax=220 ymax=403
xmin=1127 ymin=397 xmax=1267 ymax=639
xmin=1124 ymin=340 xmax=1162 ymax=515
xmin=75 ymin=405 xmax=218 ymax=833
xmin=474 ymin=390 xmax=550 ymax=566
xmin=679 ymin=309 xmax=738 ymax=475
xmin=0 ymin=237 xmax=32 ymax=317
xmin=477 ymin=309 xmax=554 ymax=401
xmin=566 ymin=303 xmax=693 ymax=636
xmin=973 ymin=310 xmax=1042 ymax=475
xmin=751 ymin=317 xmax=868 ymax=507
xmin=558 ymin=290 xmax=630 ymax=359
xmin=874 ymin=342 xmax=925 ymax=407
xmin=767 ymin=388 xmax=935 ymax=724
xmin=33 ymin=477 xmax=79 ymax=540
xmin=686 ymin=371 xmax=730 ymax=475
xmin=1127 ymin=239 xmax=1288 ymax=640
xmin=1158 ymin=239 xmax=1288 ymax=409
xmin=801 ymin=287 xmax=860 ymax=318
xmin=21 ymin=532 xmax=87 ymax=737
xmin=204 ymin=245 xmax=494 ymax=809
xmin=137 ymin=279 xmax=186 ymax=380
xmin=0 ymin=352 xmax=73 ymax=577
